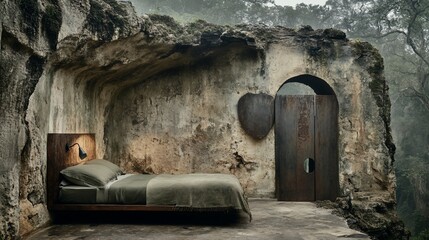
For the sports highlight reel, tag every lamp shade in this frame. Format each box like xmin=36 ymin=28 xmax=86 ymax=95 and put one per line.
xmin=78 ymin=146 xmax=87 ymax=159
xmin=65 ymin=142 xmax=87 ymax=160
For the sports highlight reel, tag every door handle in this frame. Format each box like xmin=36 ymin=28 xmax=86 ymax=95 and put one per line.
xmin=304 ymin=158 xmax=315 ymax=173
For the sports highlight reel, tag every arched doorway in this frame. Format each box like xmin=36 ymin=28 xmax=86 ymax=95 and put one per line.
xmin=275 ymin=74 xmax=339 ymax=201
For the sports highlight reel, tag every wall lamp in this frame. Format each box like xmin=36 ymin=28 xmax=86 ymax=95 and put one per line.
xmin=65 ymin=143 xmax=88 ymax=159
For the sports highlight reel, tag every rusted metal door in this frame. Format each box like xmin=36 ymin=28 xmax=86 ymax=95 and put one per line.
xmin=275 ymin=95 xmax=338 ymax=201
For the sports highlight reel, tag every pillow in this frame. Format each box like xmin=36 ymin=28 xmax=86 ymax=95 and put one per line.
xmin=60 ymin=164 xmax=117 ymax=187
xmin=85 ymin=159 xmax=123 ymax=176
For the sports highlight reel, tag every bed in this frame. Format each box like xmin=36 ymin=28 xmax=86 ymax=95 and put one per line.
xmin=47 ymin=133 xmax=251 ymax=220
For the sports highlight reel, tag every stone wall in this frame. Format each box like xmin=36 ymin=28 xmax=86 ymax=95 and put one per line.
xmin=101 ymin=38 xmax=393 ymax=199
xmin=0 ymin=0 xmax=405 ymax=239
xmin=1 ymin=0 xmax=50 ymax=238
xmin=104 ymin=46 xmax=273 ymax=196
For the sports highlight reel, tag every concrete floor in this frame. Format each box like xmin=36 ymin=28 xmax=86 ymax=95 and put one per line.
xmin=25 ymin=199 xmax=369 ymax=240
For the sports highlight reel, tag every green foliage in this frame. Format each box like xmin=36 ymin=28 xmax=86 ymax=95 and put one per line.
xmin=325 ymin=0 xmax=429 ymax=106
xmin=396 ymin=154 xmax=429 ymax=237
xmin=42 ymin=0 xmax=62 ymax=50
xmin=129 ymin=0 xmax=329 ymax=27
xmin=18 ymin=0 xmax=39 ymax=40
xmin=413 ymin=229 xmax=429 ymax=240
xmin=130 ymin=0 xmax=247 ymax=25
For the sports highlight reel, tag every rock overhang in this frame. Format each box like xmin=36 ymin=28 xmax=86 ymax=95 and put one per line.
xmin=48 ymin=17 xmax=352 ymax=103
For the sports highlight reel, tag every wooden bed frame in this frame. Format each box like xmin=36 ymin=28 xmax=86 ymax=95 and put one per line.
xmin=46 ymin=133 xmax=235 ymax=213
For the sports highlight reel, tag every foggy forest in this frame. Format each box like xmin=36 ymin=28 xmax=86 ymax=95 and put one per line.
xmin=127 ymin=0 xmax=429 ymax=238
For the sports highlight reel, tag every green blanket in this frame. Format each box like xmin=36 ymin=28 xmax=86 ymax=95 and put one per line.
xmin=146 ymin=174 xmax=251 ymax=219
xmin=108 ymin=174 xmax=156 ymax=204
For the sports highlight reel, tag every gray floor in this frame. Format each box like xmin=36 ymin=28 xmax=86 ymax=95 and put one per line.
xmin=25 ymin=199 xmax=369 ymax=240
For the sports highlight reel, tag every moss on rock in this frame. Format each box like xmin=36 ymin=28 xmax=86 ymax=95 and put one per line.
xmin=86 ymin=0 xmax=127 ymax=41
xmin=293 ymin=26 xmax=347 ymax=66
xmin=351 ymin=40 xmax=396 ymax=161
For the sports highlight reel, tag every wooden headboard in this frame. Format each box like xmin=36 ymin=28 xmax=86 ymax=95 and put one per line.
xmin=47 ymin=133 xmax=96 ymax=210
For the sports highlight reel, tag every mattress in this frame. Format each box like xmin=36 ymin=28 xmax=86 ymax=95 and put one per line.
xmin=58 ymin=173 xmax=251 ymax=218
xmin=58 ymin=185 xmax=99 ymax=203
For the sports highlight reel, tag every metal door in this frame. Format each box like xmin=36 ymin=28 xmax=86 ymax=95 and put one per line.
xmin=275 ymin=95 xmax=338 ymax=201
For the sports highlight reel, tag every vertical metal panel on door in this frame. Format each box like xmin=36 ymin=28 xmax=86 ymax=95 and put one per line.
xmin=315 ymin=95 xmax=339 ymax=201
xmin=275 ymin=95 xmax=338 ymax=201
xmin=275 ymin=95 xmax=315 ymax=201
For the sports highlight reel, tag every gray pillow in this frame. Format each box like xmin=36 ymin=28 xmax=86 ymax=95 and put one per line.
xmin=85 ymin=159 xmax=123 ymax=176
xmin=60 ymin=164 xmax=117 ymax=187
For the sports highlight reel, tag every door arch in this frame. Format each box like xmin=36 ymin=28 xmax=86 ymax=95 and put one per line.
xmin=275 ymin=74 xmax=339 ymax=201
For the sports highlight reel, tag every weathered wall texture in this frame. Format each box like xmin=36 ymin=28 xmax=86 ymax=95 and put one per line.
xmin=102 ymin=33 xmax=395 ymax=201
xmin=0 ymin=0 xmax=405 ymax=239
xmin=105 ymin=47 xmax=273 ymax=196
xmin=1 ymin=0 xmax=51 ymax=238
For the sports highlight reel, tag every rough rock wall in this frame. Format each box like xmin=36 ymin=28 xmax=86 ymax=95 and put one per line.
xmin=0 ymin=0 xmax=406 ymax=239
xmin=1 ymin=0 xmax=51 ymax=238
xmin=105 ymin=45 xmax=272 ymax=196
xmin=100 ymin=27 xmax=395 ymax=199
xmin=0 ymin=0 xmax=138 ymax=238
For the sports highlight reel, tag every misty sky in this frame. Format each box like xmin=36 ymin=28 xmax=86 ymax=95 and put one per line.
xmin=274 ymin=0 xmax=327 ymax=6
